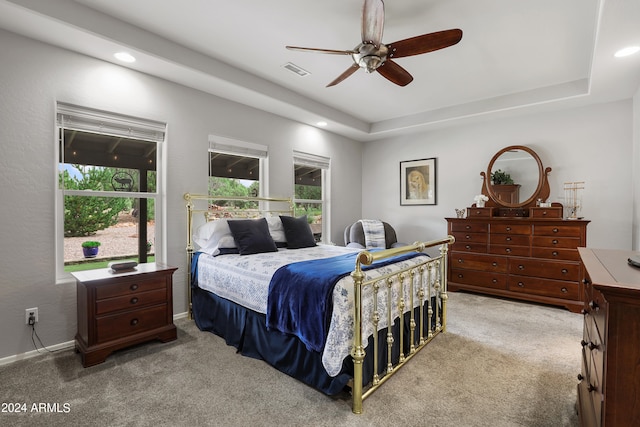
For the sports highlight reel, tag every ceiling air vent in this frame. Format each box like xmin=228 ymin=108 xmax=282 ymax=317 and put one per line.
xmin=283 ymin=62 xmax=310 ymax=77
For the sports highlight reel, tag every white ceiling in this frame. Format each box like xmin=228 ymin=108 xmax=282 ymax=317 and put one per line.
xmin=1 ymin=0 xmax=639 ymax=141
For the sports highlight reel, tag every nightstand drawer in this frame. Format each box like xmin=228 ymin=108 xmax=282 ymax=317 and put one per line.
xmin=96 ymin=277 xmax=165 ymax=299
xmin=96 ymin=304 xmax=168 ymax=343
xmin=96 ymin=288 xmax=167 ymax=315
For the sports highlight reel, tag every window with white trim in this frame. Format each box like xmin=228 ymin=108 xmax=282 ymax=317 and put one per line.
xmin=56 ymin=103 xmax=165 ymax=280
xmin=293 ymin=151 xmax=330 ymax=242
xmin=208 ymin=136 xmax=267 ymax=208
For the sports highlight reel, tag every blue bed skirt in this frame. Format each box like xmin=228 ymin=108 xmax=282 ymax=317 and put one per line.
xmin=192 ymin=285 xmax=437 ymax=396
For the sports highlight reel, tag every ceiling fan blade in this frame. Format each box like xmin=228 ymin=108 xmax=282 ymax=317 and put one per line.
xmin=376 ymin=59 xmax=413 ymax=86
xmin=387 ymin=29 xmax=463 ymax=58
xmin=362 ymin=0 xmax=384 ymax=46
xmin=327 ymin=64 xmax=359 ymax=87
xmin=286 ymin=46 xmax=355 ymax=55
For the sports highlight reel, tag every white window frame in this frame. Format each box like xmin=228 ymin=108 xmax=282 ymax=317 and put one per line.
xmin=293 ymin=151 xmax=331 ymax=243
xmin=208 ymin=135 xmax=268 ymax=196
xmin=55 ymin=103 xmax=166 ymax=283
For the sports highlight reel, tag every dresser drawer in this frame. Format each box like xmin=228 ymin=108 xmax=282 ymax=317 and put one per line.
xmin=451 ymin=252 xmax=508 ymax=272
xmin=489 ymin=245 xmax=531 ymax=257
xmin=490 ymin=224 xmax=531 ymax=235
xmin=509 ymin=259 xmax=580 ymax=281
xmin=508 ymin=276 xmax=579 ymax=300
xmin=529 ymin=207 xmax=562 ymax=218
xmin=450 ymin=222 xmax=488 ymax=233
xmin=467 ymin=207 xmax=494 ymax=217
xmin=451 ymin=269 xmax=507 ymax=290
xmin=453 ymin=232 xmax=488 ymax=244
xmin=452 ymin=241 xmax=488 ymax=253
xmin=96 ymin=288 xmax=167 ymax=315
xmin=532 ymin=236 xmax=581 ymax=249
xmin=531 ymin=247 xmax=580 ymax=261
xmin=534 ymin=224 xmax=583 ymax=237
xmin=96 ymin=277 xmax=165 ymax=300
xmin=489 ymin=234 xmax=530 ymax=246
xmin=96 ymin=304 xmax=168 ymax=343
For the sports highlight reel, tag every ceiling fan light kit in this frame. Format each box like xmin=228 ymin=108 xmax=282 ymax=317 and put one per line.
xmin=286 ymin=0 xmax=462 ymax=87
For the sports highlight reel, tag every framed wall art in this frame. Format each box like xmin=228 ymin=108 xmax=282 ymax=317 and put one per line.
xmin=400 ymin=157 xmax=437 ymax=205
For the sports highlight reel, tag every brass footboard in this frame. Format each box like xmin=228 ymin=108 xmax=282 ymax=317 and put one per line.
xmin=350 ymin=236 xmax=454 ymax=414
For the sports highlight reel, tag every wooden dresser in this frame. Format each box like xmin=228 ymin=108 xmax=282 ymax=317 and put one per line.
xmin=577 ymin=248 xmax=640 ymax=426
xmin=446 ymin=208 xmax=589 ymax=312
xmin=73 ymin=262 xmax=178 ymax=367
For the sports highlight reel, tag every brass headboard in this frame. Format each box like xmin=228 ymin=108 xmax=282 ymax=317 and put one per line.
xmin=183 ymin=193 xmax=294 ymax=318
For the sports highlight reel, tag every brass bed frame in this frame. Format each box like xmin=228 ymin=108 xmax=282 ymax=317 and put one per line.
xmin=184 ymin=193 xmax=454 ymax=414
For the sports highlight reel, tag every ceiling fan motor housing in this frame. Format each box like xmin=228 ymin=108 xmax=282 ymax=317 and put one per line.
xmin=353 ymin=43 xmax=388 ymax=73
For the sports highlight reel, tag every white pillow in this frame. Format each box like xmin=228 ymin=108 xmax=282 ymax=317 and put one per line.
xmin=193 ymin=219 xmax=236 ymax=255
xmin=265 ymin=216 xmax=286 ymax=243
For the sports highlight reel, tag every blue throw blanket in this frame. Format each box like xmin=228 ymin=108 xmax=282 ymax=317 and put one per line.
xmin=266 ymin=250 xmax=426 ymax=353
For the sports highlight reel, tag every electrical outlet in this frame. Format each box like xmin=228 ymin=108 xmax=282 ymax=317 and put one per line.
xmin=25 ymin=307 xmax=38 ymax=325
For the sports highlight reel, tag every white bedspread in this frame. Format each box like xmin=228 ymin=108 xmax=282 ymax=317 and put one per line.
xmin=196 ymin=244 xmax=436 ymax=376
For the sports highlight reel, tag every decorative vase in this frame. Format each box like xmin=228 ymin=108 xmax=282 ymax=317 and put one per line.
xmin=82 ymin=247 xmax=99 ymax=258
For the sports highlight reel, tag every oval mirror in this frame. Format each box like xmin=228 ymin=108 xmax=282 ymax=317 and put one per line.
xmin=480 ymin=145 xmax=550 ymax=209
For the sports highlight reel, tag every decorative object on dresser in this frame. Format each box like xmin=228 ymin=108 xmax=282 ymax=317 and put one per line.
xmin=73 ymin=262 xmax=178 ymax=367
xmin=446 ymin=145 xmax=589 ymax=312
xmin=577 ymin=248 xmax=640 ymax=426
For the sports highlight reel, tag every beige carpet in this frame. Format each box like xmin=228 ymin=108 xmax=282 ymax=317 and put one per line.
xmin=0 ymin=292 xmax=582 ymax=427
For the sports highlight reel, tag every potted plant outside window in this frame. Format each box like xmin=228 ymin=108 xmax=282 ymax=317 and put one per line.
xmin=81 ymin=241 xmax=101 ymax=258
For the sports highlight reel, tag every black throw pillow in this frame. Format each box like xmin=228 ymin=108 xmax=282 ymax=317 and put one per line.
xmin=227 ymin=218 xmax=278 ymax=255
xmin=279 ymin=215 xmax=317 ymax=249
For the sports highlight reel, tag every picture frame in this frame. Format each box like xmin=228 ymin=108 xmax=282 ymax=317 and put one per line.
xmin=400 ymin=157 xmax=437 ymax=205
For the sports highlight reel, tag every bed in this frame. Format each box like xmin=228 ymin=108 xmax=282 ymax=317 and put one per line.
xmin=184 ymin=193 xmax=454 ymax=414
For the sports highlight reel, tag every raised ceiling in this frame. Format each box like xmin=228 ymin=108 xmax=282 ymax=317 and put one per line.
xmin=1 ymin=0 xmax=639 ymax=141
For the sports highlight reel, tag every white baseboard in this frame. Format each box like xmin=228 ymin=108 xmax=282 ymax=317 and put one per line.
xmin=0 ymin=340 xmax=75 ymax=367
xmin=0 ymin=312 xmax=190 ymax=367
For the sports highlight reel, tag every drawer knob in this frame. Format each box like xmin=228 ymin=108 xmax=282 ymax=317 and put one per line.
xmin=130 ymin=297 xmax=139 ymax=304
xmin=506 ymin=227 xmax=511 ymax=232
xmin=465 ymin=245 xmax=471 ymax=250
xmin=465 ymin=235 xmax=471 ymax=240
xmin=505 ymin=237 xmax=512 ymax=242
xmin=505 ymin=248 xmax=512 ymax=253
xmin=457 ymin=274 xmax=464 ymax=278
xmin=517 ymin=282 xmax=524 ymax=287
xmin=492 ymin=262 xmax=498 ymax=267
xmin=458 ymin=259 xmax=464 ymax=263
xmin=130 ymin=318 xmax=139 ymax=326
xmin=542 ymin=211 xmax=548 ymax=216
xmin=561 ymin=268 xmax=568 ymax=274
xmin=552 ymin=228 xmax=559 ymax=233
xmin=465 ymin=225 xmax=471 ymax=230
xmin=130 ymin=284 xmax=139 ymax=291
xmin=518 ymin=264 xmax=525 ymax=270
xmin=552 ymin=251 xmax=559 ymax=257
xmin=561 ymin=287 xmax=568 ymax=293
xmin=582 ymin=278 xmax=590 ymax=285
xmin=492 ymin=278 xmax=498 ymax=283
xmin=552 ymin=239 xmax=559 ymax=245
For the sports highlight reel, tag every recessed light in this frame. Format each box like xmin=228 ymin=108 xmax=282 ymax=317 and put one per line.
xmin=114 ymin=52 xmax=136 ymax=63
xmin=316 ymin=121 xmax=328 ymax=127
xmin=614 ymin=46 xmax=640 ymax=58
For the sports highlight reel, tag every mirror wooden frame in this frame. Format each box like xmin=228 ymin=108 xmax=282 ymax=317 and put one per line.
xmin=480 ymin=145 xmax=551 ymax=210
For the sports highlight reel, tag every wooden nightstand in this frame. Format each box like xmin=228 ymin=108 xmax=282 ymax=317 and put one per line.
xmin=73 ymin=262 xmax=178 ymax=367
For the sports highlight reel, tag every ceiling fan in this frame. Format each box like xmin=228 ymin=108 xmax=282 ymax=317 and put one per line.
xmin=286 ymin=0 xmax=462 ymax=87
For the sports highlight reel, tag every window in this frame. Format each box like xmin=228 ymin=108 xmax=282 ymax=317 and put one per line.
xmin=56 ymin=103 xmax=165 ymax=280
xmin=293 ymin=151 xmax=330 ymax=242
xmin=208 ymin=136 xmax=267 ymax=209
